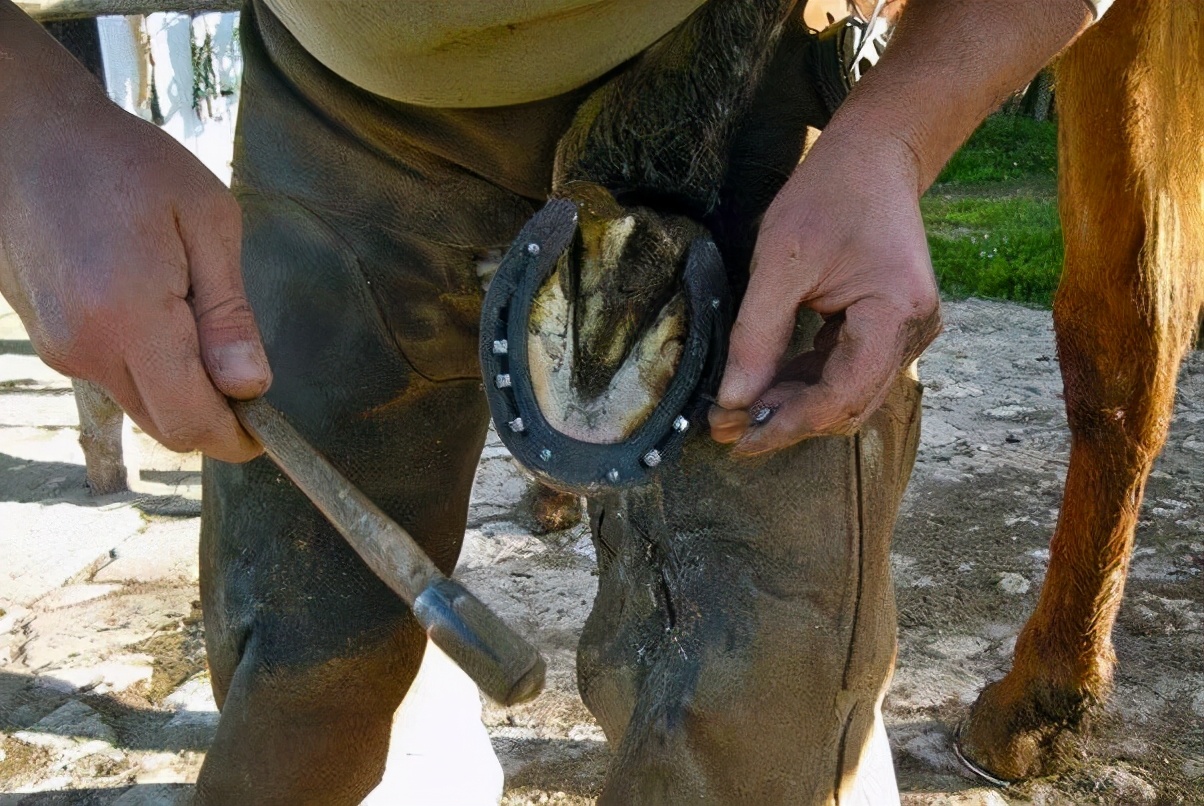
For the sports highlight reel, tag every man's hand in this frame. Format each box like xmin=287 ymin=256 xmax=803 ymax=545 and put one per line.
xmin=0 ymin=5 xmax=269 ymax=462
xmin=710 ymin=134 xmax=939 ymax=454
xmin=709 ymin=0 xmax=1094 ymax=454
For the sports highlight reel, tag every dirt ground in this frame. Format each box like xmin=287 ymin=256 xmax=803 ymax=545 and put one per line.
xmin=1 ymin=297 xmax=1202 ymax=805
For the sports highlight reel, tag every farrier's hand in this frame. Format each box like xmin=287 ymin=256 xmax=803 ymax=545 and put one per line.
xmin=709 ymin=131 xmax=940 ymax=454
xmin=707 ymin=0 xmax=1096 ymax=454
xmin=0 ymin=8 xmax=270 ymax=462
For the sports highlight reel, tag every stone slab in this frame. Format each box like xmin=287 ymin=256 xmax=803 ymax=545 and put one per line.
xmin=95 ymin=519 xmax=200 ymax=584
xmin=0 ymin=502 xmax=143 ymax=607
xmin=35 ymin=656 xmax=155 ymax=695
xmin=35 ymin=584 xmax=122 ymax=611
xmin=14 ymin=700 xmax=117 ymax=748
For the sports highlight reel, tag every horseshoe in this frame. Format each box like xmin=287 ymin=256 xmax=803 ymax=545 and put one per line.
xmin=480 ymin=199 xmax=730 ymax=493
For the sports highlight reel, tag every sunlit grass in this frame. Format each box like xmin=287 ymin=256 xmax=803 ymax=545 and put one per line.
xmin=922 ymin=193 xmax=1062 ymax=306
xmin=922 ymin=115 xmax=1062 ymax=305
xmin=936 ymin=114 xmax=1058 ymax=186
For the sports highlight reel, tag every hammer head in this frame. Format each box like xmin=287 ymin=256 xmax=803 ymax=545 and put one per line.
xmin=413 ymin=577 xmax=546 ymax=706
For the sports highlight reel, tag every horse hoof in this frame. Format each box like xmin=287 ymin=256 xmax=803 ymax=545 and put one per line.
xmin=959 ymin=677 xmax=1092 ymax=782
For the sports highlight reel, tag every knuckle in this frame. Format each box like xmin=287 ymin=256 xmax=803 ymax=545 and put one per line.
xmin=194 ymin=301 xmax=259 ymax=350
xmin=892 ymin=281 xmax=938 ymax=319
xmin=809 ymin=387 xmax=867 ymax=433
xmin=906 ymin=293 xmax=939 ymax=324
xmin=903 ymin=304 xmax=943 ymax=357
xmin=891 ymin=262 xmax=939 ymax=309
xmin=196 ymin=294 xmax=254 ymax=324
xmin=883 ymin=290 xmax=941 ymax=360
xmin=915 ymin=292 xmax=941 ymax=326
xmin=798 ymin=394 xmax=862 ymax=437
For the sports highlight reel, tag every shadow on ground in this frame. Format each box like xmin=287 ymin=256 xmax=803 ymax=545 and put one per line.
xmin=0 ymin=671 xmax=213 ymax=754
xmin=0 ymin=453 xmax=198 ymax=517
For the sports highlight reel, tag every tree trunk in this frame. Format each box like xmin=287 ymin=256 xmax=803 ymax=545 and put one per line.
xmin=1020 ymin=68 xmax=1056 ymax=122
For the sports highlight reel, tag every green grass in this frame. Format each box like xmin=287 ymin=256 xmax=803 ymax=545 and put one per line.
xmin=936 ymin=114 xmax=1059 ymax=185
xmin=922 ymin=115 xmax=1063 ymax=305
xmin=923 ymin=193 xmax=1062 ymax=305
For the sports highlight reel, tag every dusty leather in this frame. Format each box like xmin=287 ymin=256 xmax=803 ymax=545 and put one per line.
xmin=581 ymin=363 xmax=921 ymax=804
xmin=197 ymin=1 xmax=921 ymax=803
xmin=197 ymin=5 xmax=588 ymax=802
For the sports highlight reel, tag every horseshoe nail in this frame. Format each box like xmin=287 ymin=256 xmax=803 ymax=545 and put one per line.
xmin=750 ymin=400 xmax=776 ymax=425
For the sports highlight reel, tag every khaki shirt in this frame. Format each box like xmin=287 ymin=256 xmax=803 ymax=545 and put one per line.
xmin=263 ymin=0 xmax=706 ymax=108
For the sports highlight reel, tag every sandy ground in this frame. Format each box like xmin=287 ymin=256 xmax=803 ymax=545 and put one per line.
xmin=1 ymin=296 xmax=1201 ymax=805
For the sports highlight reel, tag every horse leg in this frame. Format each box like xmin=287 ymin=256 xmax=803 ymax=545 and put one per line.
xmin=961 ymin=0 xmax=1204 ymax=779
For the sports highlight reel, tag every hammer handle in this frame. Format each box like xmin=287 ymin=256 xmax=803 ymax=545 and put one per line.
xmin=233 ymin=398 xmax=545 ymax=705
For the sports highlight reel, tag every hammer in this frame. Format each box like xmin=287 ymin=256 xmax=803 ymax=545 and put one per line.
xmin=232 ymin=397 xmax=546 ymax=707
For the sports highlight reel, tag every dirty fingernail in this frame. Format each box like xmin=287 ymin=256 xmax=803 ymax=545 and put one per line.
xmin=210 ymin=342 xmax=270 ymax=391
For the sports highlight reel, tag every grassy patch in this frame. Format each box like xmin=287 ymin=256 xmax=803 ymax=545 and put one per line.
xmin=922 ymin=192 xmax=1062 ymax=306
xmin=936 ymin=115 xmax=1058 ymax=185
xmin=923 ymin=115 xmax=1062 ymax=305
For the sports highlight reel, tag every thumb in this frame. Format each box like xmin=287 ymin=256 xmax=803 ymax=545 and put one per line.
xmin=718 ymin=263 xmax=799 ymax=410
xmin=182 ymin=199 xmax=272 ymax=400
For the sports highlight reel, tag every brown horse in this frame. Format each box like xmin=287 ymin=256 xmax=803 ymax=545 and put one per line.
xmin=961 ymin=0 xmax=1204 ymax=780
